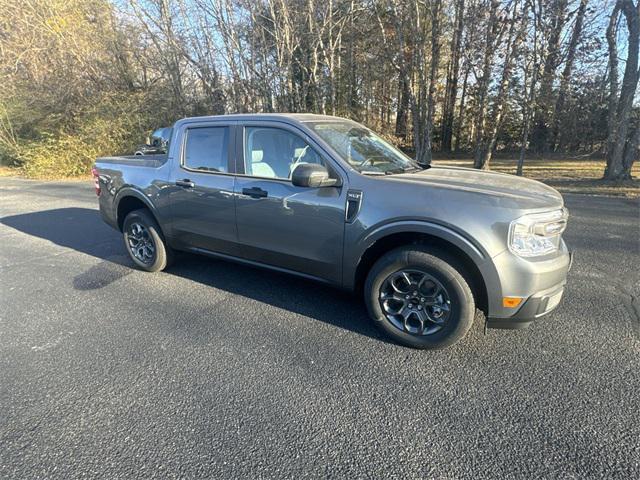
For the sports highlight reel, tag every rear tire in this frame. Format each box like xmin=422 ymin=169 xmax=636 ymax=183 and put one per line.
xmin=122 ymin=209 xmax=172 ymax=272
xmin=364 ymin=246 xmax=475 ymax=349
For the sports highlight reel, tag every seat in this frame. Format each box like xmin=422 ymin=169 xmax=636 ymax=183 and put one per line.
xmin=247 ymin=128 xmax=315 ymax=179
xmin=250 ymin=150 xmax=276 ymax=178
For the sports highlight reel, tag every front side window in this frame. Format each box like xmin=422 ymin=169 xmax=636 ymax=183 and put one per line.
xmin=183 ymin=126 xmax=229 ymax=172
xmin=244 ymin=127 xmax=326 ymax=179
xmin=306 ymin=120 xmax=419 ymax=174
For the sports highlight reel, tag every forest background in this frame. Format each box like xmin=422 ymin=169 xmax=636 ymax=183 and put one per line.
xmin=0 ymin=0 xmax=638 ymax=195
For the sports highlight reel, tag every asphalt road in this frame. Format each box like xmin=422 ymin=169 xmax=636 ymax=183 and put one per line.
xmin=1 ymin=177 xmax=639 ymax=479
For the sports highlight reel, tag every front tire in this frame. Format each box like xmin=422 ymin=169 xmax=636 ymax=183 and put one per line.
xmin=122 ymin=209 xmax=172 ymax=272
xmin=364 ymin=246 xmax=475 ymax=349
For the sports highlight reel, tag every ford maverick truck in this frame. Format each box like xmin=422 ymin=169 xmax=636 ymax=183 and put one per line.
xmin=93 ymin=114 xmax=571 ymax=349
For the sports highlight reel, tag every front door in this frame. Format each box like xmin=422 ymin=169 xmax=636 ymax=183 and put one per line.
xmin=234 ymin=124 xmax=347 ymax=284
xmin=168 ymin=122 xmax=238 ymax=255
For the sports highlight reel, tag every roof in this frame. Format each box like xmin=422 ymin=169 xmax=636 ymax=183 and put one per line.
xmin=176 ymin=112 xmax=349 ymax=126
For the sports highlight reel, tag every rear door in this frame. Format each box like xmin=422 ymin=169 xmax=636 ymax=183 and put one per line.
xmin=167 ymin=121 xmax=238 ymax=255
xmin=233 ymin=122 xmax=347 ymax=284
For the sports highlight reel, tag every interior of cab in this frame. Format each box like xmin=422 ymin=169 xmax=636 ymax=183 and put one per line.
xmin=245 ymin=127 xmax=324 ymax=179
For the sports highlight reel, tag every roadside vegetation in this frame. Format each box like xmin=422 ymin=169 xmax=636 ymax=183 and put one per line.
xmin=0 ymin=0 xmax=638 ymax=188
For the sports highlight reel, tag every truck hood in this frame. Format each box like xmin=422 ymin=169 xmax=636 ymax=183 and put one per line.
xmin=387 ymin=166 xmax=564 ymax=211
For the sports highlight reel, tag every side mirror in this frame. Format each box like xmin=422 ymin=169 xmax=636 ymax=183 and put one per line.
xmin=291 ymin=163 xmax=338 ymax=188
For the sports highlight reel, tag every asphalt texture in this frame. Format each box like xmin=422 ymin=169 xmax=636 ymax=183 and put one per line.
xmin=1 ymin=177 xmax=639 ymax=479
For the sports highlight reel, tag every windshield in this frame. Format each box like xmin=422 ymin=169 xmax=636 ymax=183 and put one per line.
xmin=306 ymin=120 xmax=420 ymax=174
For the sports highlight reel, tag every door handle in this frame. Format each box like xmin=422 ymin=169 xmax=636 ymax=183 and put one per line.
xmin=242 ymin=187 xmax=268 ymax=199
xmin=175 ymin=179 xmax=195 ymax=188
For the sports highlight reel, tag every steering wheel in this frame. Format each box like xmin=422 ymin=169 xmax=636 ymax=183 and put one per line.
xmin=358 ymin=155 xmax=387 ymax=168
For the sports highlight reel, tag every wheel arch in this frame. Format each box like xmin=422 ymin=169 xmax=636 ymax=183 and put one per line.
xmin=350 ymin=224 xmax=495 ymax=315
xmin=115 ymin=189 xmax=162 ymax=232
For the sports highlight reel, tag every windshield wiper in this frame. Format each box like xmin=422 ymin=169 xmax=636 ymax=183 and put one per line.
xmin=383 ymin=165 xmax=425 ymax=175
xmin=360 ymin=164 xmax=424 ymax=175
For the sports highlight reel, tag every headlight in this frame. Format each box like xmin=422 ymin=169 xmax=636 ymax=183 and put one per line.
xmin=508 ymin=208 xmax=568 ymax=257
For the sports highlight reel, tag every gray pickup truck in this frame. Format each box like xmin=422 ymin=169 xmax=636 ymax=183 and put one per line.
xmin=93 ymin=114 xmax=571 ymax=349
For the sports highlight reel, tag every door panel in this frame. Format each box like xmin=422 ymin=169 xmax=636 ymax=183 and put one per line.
xmin=168 ymin=124 xmax=238 ymax=254
xmin=234 ymin=124 xmax=346 ymax=284
xmin=234 ymin=179 xmax=345 ymax=282
xmin=169 ymin=173 xmax=237 ymax=253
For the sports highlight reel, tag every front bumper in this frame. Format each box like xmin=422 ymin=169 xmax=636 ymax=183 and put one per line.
xmin=486 ymin=248 xmax=573 ymax=330
xmin=486 ymin=283 xmax=566 ymax=329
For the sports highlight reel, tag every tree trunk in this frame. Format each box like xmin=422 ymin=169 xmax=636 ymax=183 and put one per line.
xmin=551 ymin=0 xmax=588 ymax=152
xmin=605 ymin=3 xmax=622 ymax=171
xmin=473 ymin=0 xmax=500 ymax=169
xmin=604 ymin=0 xmax=640 ymax=181
xmin=395 ymin=75 xmax=410 ymax=139
xmin=480 ymin=0 xmax=526 ymax=170
xmin=422 ymin=0 xmax=443 ymax=166
xmin=531 ymin=0 xmax=569 ymax=155
xmin=518 ymin=0 xmax=543 ymax=176
xmin=441 ymin=0 xmax=464 ymax=152
xmin=454 ymin=59 xmax=470 ymax=152
xmin=623 ymin=122 xmax=640 ymax=174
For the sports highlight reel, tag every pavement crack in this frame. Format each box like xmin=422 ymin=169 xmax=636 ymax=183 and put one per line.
xmin=628 ymin=293 xmax=640 ymax=339
xmin=581 ymin=266 xmax=640 ymax=340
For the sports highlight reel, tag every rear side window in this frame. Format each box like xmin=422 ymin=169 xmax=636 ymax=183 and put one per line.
xmin=183 ymin=127 xmax=229 ymax=172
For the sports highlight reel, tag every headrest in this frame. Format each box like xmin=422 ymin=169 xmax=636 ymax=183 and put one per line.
xmin=251 ymin=150 xmax=263 ymax=163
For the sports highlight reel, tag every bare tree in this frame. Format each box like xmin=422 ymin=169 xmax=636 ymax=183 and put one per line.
xmin=604 ymin=0 xmax=640 ymax=180
xmin=476 ymin=0 xmax=528 ymax=170
xmin=421 ymin=0 xmax=443 ymax=165
xmin=1 ymin=0 xmax=632 ymax=181
xmin=441 ymin=0 xmax=465 ymax=152
xmin=517 ymin=0 xmax=543 ymax=176
xmin=472 ymin=0 xmax=502 ymax=168
xmin=129 ymin=0 xmax=188 ymax=116
xmin=531 ymin=0 xmax=569 ymax=154
xmin=551 ymin=0 xmax=588 ymax=151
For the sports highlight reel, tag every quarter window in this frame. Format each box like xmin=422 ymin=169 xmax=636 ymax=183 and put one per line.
xmin=183 ymin=127 xmax=229 ymax=172
xmin=244 ymin=127 xmax=326 ymax=179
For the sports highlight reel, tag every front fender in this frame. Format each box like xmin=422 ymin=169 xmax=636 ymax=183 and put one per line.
xmin=343 ymin=220 xmax=503 ymax=315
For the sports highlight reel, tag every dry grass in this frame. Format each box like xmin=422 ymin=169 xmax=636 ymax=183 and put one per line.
xmin=0 ymin=165 xmax=92 ymax=181
xmin=433 ymin=158 xmax=640 ymax=197
xmin=0 ymin=166 xmax=21 ymax=177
